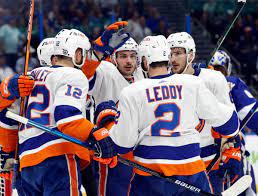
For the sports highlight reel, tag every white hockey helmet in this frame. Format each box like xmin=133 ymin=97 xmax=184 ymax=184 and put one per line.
xmin=112 ymin=37 xmax=138 ymax=62
xmin=53 ymin=29 xmax=91 ymax=68
xmin=210 ymin=50 xmax=232 ymax=75
xmin=167 ymin=32 xmax=196 ymax=54
xmin=113 ymin=37 xmax=138 ymax=54
xmin=167 ymin=32 xmax=196 ymax=73
xmin=37 ymin=37 xmax=55 ymax=66
xmin=138 ymin=35 xmax=169 ymax=71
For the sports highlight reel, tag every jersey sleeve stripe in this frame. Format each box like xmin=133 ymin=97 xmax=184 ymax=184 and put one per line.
xmin=114 ymin=144 xmax=134 ymax=154
xmin=56 ymin=115 xmax=83 ymax=126
xmin=213 ymin=111 xmax=239 ymax=137
xmin=200 ymin=144 xmax=217 ymax=159
xmin=88 ymin=72 xmax=97 ymax=91
xmin=54 ymin=105 xmax=83 ymax=124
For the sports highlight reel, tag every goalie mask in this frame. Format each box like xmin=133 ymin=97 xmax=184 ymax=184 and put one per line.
xmin=210 ymin=50 xmax=232 ymax=76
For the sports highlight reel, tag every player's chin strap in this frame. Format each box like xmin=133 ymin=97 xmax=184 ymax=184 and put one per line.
xmin=181 ymin=52 xmax=195 ymax=74
xmin=5 ymin=110 xmax=252 ymax=196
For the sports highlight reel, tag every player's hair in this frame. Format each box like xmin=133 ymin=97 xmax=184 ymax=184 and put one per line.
xmin=149 ymin=61 xmax=169 ymax=68
xmin=55 ymin=55 xmax=70 ymax=61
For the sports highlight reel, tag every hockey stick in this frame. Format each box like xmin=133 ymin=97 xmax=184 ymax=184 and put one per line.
xmin=206 ymin=102 xmax=258 ymax=173
xmin=11 ymin=0 xmax=35 ymax=191
xmin=206 ymin=0 xmax=246 ymax=66
xmin=5 ymin=111 xmax=252 ymax=196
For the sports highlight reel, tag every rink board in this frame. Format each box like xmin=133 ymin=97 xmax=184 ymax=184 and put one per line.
xmin=245 ymin=134 xmax=258 ymax=194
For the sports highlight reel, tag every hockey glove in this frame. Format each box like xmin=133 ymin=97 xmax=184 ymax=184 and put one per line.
xmin=94 ymin=100 xmax=118 ymax=127
xmin=94 ymin=21 xmax=130 ymax=60
xmin=0 ymin=74 xmax=34 ymax=100
xmin=88 ymin=127 xmax=118 ymax=168
xmin=218 ymin=135 xmax=241 ymax=184
xmin=0 ymin=147 xmax=15 ymax=180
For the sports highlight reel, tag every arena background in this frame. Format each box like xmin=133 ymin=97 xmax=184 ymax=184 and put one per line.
xmin=0 ymin=0 xmax=257 ymax=195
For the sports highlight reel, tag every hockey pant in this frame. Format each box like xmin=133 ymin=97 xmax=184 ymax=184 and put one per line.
xmin=20 ymin=154 xmax=82 ymax=196
xmin=208 ymin=169 xmax=223 ymax=194
xmin=94 ymin=160 xmax=133 ymax=196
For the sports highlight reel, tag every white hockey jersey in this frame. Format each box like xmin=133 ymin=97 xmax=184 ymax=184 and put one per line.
xmin=110 ymin=74 xmax=239 ymax=176
xmin=193 ymin=68 xmax=236 ymax=168
xmin=88 ymin=61 xmax=144 ymax=106
xmin=17 ymin=66 xmax=91 ymax=169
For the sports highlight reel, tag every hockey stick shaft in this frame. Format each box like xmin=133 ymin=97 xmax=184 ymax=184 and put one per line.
xmin=6 ymin=111 xmax=253 ymax=196
xmin=11 ymin=0 xmax=35 ymax=191
xmin=5 ymin=111 xmax=215 ymax=195
xmin=19 ymin=0 xmax=35 ymax=118
xmin=206 ymin=1 xmax=246 ymax=66
xmin=206 ymin=102 xmax=258 ymax=173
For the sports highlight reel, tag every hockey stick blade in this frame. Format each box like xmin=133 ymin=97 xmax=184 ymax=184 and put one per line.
xmin=221 ymin=175 xmax=252 ymax=196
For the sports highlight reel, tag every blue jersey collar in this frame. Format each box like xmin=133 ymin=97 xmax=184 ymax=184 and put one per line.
xmin=50 ymin=65 xmax=63 ymax=68
xmin=150 ymin=74 xmax=172 ymax=79
xmin=194 ymin=67 xmax=201 ymax=76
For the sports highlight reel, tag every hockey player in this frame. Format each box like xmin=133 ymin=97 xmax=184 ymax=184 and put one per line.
xmin=209 ymin=50 xmax=258 ymax=195
xmin=209 ymin=50 xmax=258 ymax=134
xmin=82 ymin=37 xmax=143 ymax=106
xmin=167 ymin=32 xmax=241 ymax=194
xmin=93 ymin=35 xmax=239 ymax=195
xmin=82 ymin=37 xmax=144 ymax=196
xmin=0 ymin=22 xmax=129 ymax=195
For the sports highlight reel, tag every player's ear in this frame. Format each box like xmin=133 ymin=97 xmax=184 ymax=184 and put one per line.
xmin=188 ymin=51 xmax=194 ymax=62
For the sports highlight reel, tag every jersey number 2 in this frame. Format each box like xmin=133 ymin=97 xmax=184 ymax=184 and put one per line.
xmin=151 ymin=103 xmax=180 ymax=136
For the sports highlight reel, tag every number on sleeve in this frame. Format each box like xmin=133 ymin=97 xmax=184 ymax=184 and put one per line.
xmin=65 ymin=84 xmax=82 ymax=99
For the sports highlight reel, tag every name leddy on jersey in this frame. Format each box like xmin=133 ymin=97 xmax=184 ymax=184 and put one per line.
xmin=146 ymin=84 xmax=182 ymax=103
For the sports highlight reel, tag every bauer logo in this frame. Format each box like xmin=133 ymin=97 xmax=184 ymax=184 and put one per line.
xmin=175 ymin=180 xmax=200 ymax=193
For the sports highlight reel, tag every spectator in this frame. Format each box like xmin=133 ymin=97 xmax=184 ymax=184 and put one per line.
xmin=0 ymin=16 xmax=24 ymax=69
xmin=239 ymin=26 xmax=258 ymax=85
xmin=139 ymin=16 xmax=152 ymax=37
xmin=0 ymin=52 xmax=13 ymax=82
xmin=128 ymin=11 xmax=144 ymax=42
xmin=15 ymin=46 xmax=39 ymax=74
xmin=202 ymin=0 xmax=217 ymax=17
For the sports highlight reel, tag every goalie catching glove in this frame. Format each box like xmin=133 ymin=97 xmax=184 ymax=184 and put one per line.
xmin=94 ymin=21 xmax=130 ymax=60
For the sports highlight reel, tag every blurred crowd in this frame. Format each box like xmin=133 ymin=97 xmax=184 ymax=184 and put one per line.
xmin=191 ymin=0 xmax=258 ymax=86
xmin=1 ymin=0 xmax=258 ymax=87
xmin=0 ymin=0 xmax=171 ymax=82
